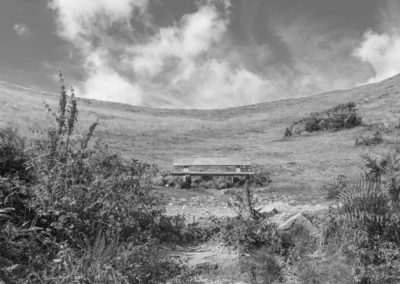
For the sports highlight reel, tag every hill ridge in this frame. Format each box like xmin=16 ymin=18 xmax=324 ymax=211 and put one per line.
xmin=1 ymin=73 xmax=400 ymax=184
xmin=1 ymin=73 xmax=400 ymax=115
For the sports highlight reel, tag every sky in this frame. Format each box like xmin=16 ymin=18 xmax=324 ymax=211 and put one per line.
xmin=1 ymin=0 xmax=400 ymax=109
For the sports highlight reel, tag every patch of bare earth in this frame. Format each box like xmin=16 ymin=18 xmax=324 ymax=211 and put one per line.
xmin=163 ymin=186 xmax=331 ymax=283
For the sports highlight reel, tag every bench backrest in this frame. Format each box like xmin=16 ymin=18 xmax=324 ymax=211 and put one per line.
xmin=173 ymin=157 xmax=251 ymax=167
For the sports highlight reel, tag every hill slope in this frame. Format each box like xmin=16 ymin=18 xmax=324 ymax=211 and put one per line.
xmin=1 ymin=75 xmax=400 ymax=185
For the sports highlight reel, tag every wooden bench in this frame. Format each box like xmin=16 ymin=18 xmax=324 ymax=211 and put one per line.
xmin=170 ymin=158 xmax=254 ymax=184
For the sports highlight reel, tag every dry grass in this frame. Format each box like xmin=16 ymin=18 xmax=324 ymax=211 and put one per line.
xmin=1 ymin=75 xmax=400 ymax=189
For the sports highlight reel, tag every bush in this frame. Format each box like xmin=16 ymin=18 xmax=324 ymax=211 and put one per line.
xmin=0 ymin=74 xmax=190 ymax=283
xmin=0 ymin=127 xmax=32 ymax=181
xmin=30 ymin=241 xmax=187 ymax=284
xmin=252 ymin=169 xmax=272 ymax=187
xmin=295 ymin=256 xmax=354 ymax=284
xmin=322 ymin=151 xmax=400 ymax=283
xmin=321 ymin=175 xmax=349 ymax=200
xmin=285 ymin=102 xmax=362 ymax=137
xmin=355 ymin=130 xmax=383 ymax=146
xmin=241 ymin=247 xmax=283 ymax=284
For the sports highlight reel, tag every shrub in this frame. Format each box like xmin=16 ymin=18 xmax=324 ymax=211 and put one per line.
xmin=30 ymin=241 xmax=187 ymax=284
xmin=153 ymin=214 xmax=220 ymax=245
xmin=0 ymin=127 xmax=32 ymax=181
xmin=285 ymin=102 xmax=362 ymax=137
xmin=362 ymin=153 xmax=394 ymax=183
xmin=205 ymin=215 xmax=288 ymax=284
xmin=27 ymin=76 xmax=163 ymax=248
xmin=322 ymin=151 xmax=400 ymax=283
xmin=355 ymin=130 xmax=383 ymax=146
xmin=321 ymin=174 xmax=349 ymax=200
xmin=252 ymin=169 xmax=272 ymax=187
xmin=0 ymin=73 xmax=190 ymax=283
xmin=295 ymin=256 xmax=354 ymax=284
xmin=241 ymin=247 xmax=283 ymax=284
xmin=338 ymin=182 xmax=400 ymax=282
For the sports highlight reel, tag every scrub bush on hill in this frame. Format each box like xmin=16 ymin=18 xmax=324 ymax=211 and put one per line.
xmin=285 ymin=102 xmax=362 ymax=137
xmin=0 ymin=74 xmax=189 ymax=283
xmin=355 ymin=130 xmax=383 ymax=146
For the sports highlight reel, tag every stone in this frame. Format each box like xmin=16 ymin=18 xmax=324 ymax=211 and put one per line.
xmin=278 ymin=213 xmax=318 ymax=235
xmin=259 ymin=208 xmax=278 ymax=218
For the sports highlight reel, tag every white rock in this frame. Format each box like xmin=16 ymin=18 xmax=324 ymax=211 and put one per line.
xmin=278 ymin=213 xmax=318 ymax=235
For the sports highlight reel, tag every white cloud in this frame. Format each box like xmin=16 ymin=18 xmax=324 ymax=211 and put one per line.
xmin=83 ymin=68 xmax=143 ymax=105
xmin=129 ymin=5 xmax=227 ymax=78
xmin=49 ymin=0 xmax=147 ymax=105
xmin=51 ymin=0 xmax=374 ymax=109
xmin=50 ymin=0 xmax=273 ymax=108
xmin=48 ymin=0 xmax=146 ymax=41
xmin=126 ymin=4 xmax=276 ymax=108
xmin=167 ymin=59 xmax=274 ymax=108
xmin=354 ymin=0 xmax=400 ymax=83
xmin=13 ymin=23 xmax=32 ymax=38
xmin=354 ymin=31 xmax=400 ymax=83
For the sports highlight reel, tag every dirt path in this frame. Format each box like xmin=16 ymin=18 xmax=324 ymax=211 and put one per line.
xmin=162 ymin=187 xmax=331 ymax=283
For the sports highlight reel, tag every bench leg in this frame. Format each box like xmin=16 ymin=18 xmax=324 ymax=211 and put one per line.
xmin=183 ymin=174 xmax=192 ymax=186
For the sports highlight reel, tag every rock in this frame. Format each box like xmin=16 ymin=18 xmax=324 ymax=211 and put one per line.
xmin=271 ymin=208 xmax=279 ymax=214
xmin=278 ymin=213 xmax=318 ymax=235
xmin=259 ymin=208 xmax=278 ymax=218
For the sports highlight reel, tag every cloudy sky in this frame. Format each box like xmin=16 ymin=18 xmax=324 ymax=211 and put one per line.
xmin=1 ymin=0 xmax=400 ymax=109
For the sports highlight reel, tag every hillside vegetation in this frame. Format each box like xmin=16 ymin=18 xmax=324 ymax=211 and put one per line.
xmin=1 ymin=75 xmax=400 ymax=187
xmin=284 ymin=102 xmax=362 ymax=137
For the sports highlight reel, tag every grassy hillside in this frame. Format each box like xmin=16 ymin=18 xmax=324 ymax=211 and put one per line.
xmin=1 ymin=75 xmax=400 ymax=186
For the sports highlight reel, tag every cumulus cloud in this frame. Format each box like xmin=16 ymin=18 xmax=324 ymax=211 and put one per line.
xmin=49 ymin=0 xmax=146 ymax=41
xmin=164 ymin=59 xmax=275 ymax=108
xmin=49 ymin=0 xmax=394 ymax=109
xmin=49 ymin=0 xmax=147 ymax=105
xmin=84 ymin=68 xmax=143 ymax=105
xmin=127 ymin=3 xmax=281 ymax=108
xmin=13 ymin=23 xmax=33 ymax=38
xmin=354 ymin=0 xmax=400 ymax=83
xmin=194 ymin=60 xmax=274 ymax=107
xmin=355 ymin=32 xmax=400 ymax=83
xmin=49 ymin=0 xmax=276 ymax=108
xmin=130 ymin=5 xmax=228 ymax=79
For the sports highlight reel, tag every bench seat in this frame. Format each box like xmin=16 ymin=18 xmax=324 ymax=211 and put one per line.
xmin=170 ymin=171 xmax=254 ymax=176
xmin=173 ymin=157 xmax=251 ymax=167
xmin=170 ymin=158 xmax=253 ymax=187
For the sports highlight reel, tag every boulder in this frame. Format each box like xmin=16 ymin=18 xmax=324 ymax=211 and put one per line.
xmin=278 ymin=213 xmax=318 ymax=235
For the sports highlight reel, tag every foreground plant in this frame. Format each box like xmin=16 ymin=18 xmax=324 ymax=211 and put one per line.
xmin=0 ymin=73 xmax=189 ymax=283
xmin=323 ymin=151 xmax=400 ymax=283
